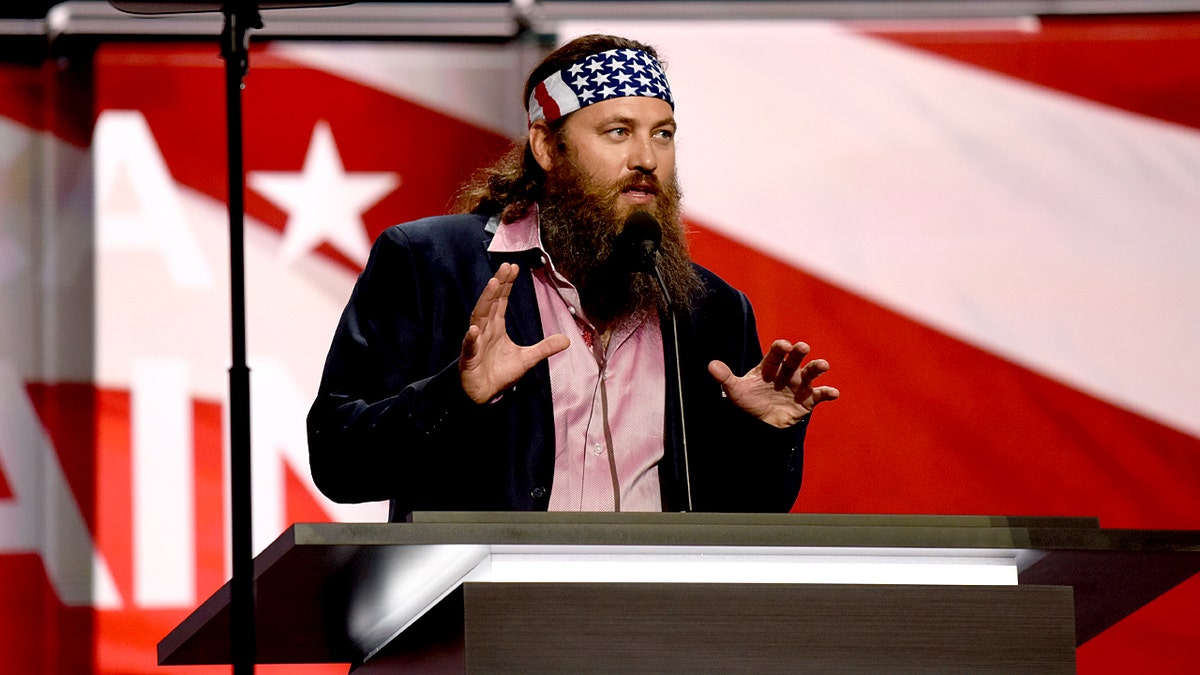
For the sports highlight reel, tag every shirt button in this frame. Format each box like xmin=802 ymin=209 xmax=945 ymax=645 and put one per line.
xmin=593 ymin=444 xmax=603 ymax=456
xmin=530 ymin=486 xmax=547 ymax=499
xmin=568 ymin=307 xmax=577 ymax=315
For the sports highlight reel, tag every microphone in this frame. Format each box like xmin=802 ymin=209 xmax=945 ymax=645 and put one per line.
xmin=616 ymin=210 xmax=662 ymax=275
xmin=618 ymin=211 xmax=693 ymax=511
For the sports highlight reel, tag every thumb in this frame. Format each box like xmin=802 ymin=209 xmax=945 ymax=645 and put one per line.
xmin=707 ymin=359 xmax=734 ymax=386
xmin=525 ymin=333 xmax=570 ymax=365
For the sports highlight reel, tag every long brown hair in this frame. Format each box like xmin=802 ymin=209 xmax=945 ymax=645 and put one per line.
xmin=452 ymin=34 xmax=665 ymax=221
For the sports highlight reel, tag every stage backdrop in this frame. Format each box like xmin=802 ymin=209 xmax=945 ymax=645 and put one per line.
xmin=1 ymin=13 xmax=1198 ymax=674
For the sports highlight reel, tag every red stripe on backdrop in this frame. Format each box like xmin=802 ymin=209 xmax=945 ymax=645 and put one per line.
xmin=862 ymin=14 xmax=1200 ymax=132
xmin=90 ymin=392 xmax=346 ymax=674
xmin=0 ymin=63 xmax=43 ymax=131
xmin=0 ymin=556 xmax=93 ymax=674
xmin=26 ymin=384 xmax=100 ymax=537
xmin=4 ymin=384 xmax=99 ymax=673
xmin=5 ymin=383 xmax=350 ymax=673
xmin=90 ymin=394 xmax=235 ymax=674
xmin=685 ymin=218 xmax=1200 ymax=527
xmin=1079 ymin=573 xmax=1200 ymax=674
xmin=94 ymin=44 xmax=514 ymax=271
xmin=191 ymin=400 xmax=228 ymax=625
xmin=0 ymin=60 xmax=93 ymax=148
xmin=684 ymin=217 xmax=1200 ymax=671
xmin=0 ymin=455 xmax=11 ymax=498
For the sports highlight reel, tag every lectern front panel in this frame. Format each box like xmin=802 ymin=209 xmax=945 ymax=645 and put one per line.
xmin=464 ymin=582 xmax=1076 ymax=673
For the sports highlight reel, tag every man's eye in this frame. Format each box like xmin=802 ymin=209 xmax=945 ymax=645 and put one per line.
xmin=655 ymin=129 xmax=675 ymax=140
xmin=605 ymin=127 xmax=629 ymax=137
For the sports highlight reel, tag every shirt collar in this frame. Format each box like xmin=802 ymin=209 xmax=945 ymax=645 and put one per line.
xmin=487 ymin=206 xmax=545 ymax=256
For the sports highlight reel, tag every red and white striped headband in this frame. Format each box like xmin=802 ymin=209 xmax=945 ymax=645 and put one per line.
xmin=527 ymin=48 xmax=674 ymax=126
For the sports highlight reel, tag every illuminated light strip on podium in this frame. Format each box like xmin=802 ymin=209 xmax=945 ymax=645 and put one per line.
xmin=351 ymin=543 xmax=1019 ymax=661
xmin=470 ymin=545 xmax=1019 ymax=586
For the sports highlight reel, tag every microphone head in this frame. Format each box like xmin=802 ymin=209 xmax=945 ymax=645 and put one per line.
xmin=616 ymin=210 xmax=662 ymax=274
xmin=623 ymin=210 xmax=662 ymax=249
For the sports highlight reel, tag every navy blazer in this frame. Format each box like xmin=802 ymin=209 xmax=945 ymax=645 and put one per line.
xmin=307 ymin=213 xmax=806 ymax=520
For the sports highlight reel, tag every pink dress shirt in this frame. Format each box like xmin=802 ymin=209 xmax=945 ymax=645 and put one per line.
xmin=489 ymin=210 xmax=665 ymax=511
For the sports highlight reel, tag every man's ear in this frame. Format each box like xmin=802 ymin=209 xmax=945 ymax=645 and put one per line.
xmin=529 ymin=121 xmax=555 ymax=172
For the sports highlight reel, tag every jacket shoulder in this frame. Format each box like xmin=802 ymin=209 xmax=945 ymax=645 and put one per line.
xmin=377 ymin=212 xmax=493 ymax=249
xmin=691 ymin=263 xmax=750 ymax=313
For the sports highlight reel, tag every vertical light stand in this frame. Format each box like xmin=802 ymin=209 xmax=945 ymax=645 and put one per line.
xmin=220 ymin=3 xmax=262 ymax=673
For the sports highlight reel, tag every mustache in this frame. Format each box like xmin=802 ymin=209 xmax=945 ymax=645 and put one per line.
xmin=618 ymin=172 xmax=660 ymax=193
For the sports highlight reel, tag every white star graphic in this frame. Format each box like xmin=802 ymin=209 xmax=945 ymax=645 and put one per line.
xmin=249 ymin=120 xmax=399 ymax=265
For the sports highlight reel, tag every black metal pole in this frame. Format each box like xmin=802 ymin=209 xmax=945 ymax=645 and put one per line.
xmin=220 ymin=4 xmax=261 ymax=673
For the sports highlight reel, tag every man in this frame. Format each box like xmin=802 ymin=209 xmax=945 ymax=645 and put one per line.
xmin=307 ymin=34 xmax=838 ymax=520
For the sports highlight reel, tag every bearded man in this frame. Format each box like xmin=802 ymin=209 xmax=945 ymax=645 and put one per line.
xmin=307 ymin=34 xmax=838 ymax=520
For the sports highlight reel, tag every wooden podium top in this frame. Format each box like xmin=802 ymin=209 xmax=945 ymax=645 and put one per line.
xmin=158 ymin=513 xmax=1200 ymax=666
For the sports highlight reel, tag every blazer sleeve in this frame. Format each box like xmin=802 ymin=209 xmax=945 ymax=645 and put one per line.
xmin=306 ymin=222 xmax=487 ymax=506
xmin=684 ymin=270 xmax=808 ymax=513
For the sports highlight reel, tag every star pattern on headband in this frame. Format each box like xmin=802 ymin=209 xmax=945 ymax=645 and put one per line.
xmin=560 ymin=48 xmax=674 ymax=108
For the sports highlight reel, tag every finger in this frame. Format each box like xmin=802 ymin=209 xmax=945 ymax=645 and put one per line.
xmin=489 ymin=264 xmax=518 ymax=328
xmin=760 ymin=341 xmax=790 ymax=383
xmin=793 ymin=357 xmax=834 ymax=408
xmin=474 ymin=264 xmax=519 ymax=333
xmin=470 ymin=276 xmax=502 ymax=327
xmin=775 ymin=344 xmax=809 ymax=390
xmin=486 ymin=283 xmax=508 ymax=335
xmin=800 ymin=385 xmax=841 ymax=407
xmin=796 ymin=358 xmax=831 ymax=387
xmin=495 ymin=262 xmax=518 ymax=295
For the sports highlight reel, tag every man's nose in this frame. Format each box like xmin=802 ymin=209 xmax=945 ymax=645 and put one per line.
xmin=627 ymin=135 xmax=658 ymax=174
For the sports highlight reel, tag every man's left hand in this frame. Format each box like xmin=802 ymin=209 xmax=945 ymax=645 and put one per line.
xmin=708 ymin=340 xmax=840 ymax=429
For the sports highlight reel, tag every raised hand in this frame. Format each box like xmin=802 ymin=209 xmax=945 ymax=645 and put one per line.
xmin=708 ymin=339 xmax=839 ymax=429
xmin=459 ymin=263 xmax=570 ymax=403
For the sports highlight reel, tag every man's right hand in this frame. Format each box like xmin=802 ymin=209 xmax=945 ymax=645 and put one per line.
xmin=459 ymin=262 xmax=570 ymax=403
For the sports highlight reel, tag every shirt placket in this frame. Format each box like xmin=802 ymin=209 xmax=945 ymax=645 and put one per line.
xmin=579 ymin=322 xmax=620 ymax=511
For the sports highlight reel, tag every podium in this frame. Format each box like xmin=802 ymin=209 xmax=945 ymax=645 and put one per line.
xmin=158 ymin=513 xmax=1200 ymax=672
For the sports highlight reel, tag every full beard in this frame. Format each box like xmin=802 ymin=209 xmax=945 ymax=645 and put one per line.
xmin=539 ymin=155 xmax=703 ymax=329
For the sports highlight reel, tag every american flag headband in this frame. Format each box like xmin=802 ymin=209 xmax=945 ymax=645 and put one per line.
xmin=526 ymin=48 xmax=674 ymax=126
